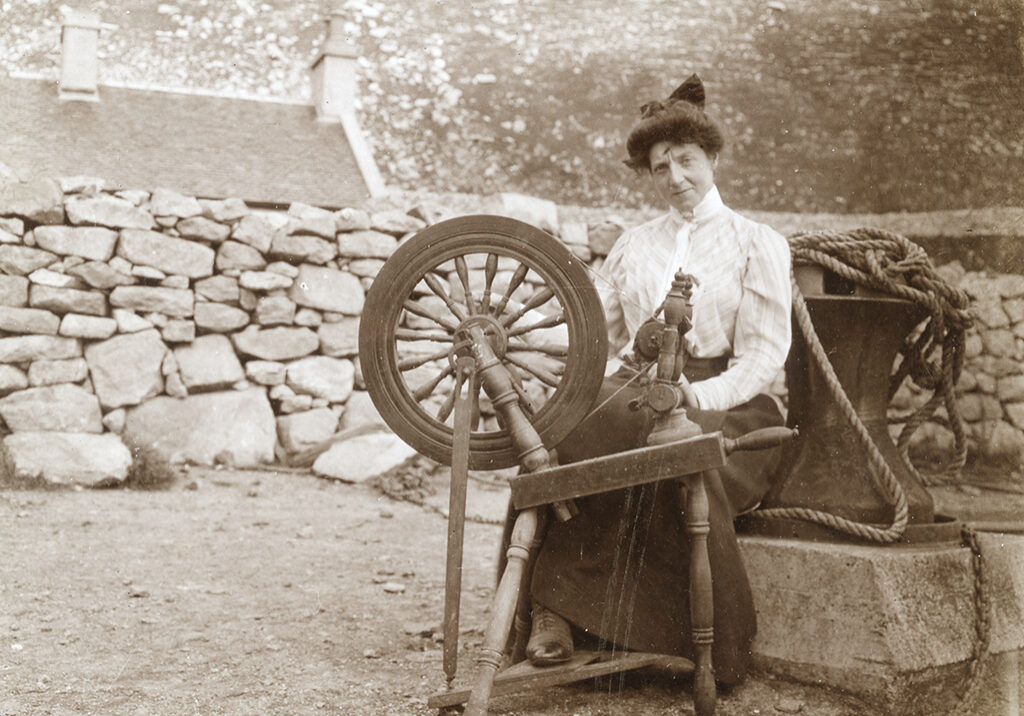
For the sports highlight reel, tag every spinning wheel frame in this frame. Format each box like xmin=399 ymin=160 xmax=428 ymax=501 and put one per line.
xmin=358 ymin=215 xmax=608 ymax=470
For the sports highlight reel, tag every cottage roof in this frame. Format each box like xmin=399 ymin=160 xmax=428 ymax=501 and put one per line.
xmin=1 ymin=74 xmax=372 ymax=209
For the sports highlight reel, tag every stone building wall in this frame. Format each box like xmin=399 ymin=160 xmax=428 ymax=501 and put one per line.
xmin=0 ymin=174 xmax=1020 ymax=487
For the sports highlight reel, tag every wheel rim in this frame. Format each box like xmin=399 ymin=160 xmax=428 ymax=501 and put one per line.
xmin=358 ymin=215 xmax=607 ymax=470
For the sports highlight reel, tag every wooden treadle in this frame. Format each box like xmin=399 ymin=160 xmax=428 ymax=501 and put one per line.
xmin=426 ymin=650 xmax=693 ymax=709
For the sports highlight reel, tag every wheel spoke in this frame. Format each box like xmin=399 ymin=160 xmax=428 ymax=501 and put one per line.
xmin=480 ymin=253 xmax=498 ymax=314
xmin=505 ymin=364 xmax=537 ymax=418
xmin=403 ymin=299 xmax=459 ymax=332
xmin=398 ymin=348 xmax=452 ymax=371
xmin=454 ymin=256 xmax=475 ymax=315
xmin=504 ymin=352 xmax=560 ymax=388
xmin=500 ymin=287 xmax=556 ymax=328
xmin=507 ymin=340 xmax=568 ymax=358
xmin=412 ymin=364 xmax=455 ymax=401
xmin=423 ymin=273 xmax=467 ymax=322
xmin=396 ymin=328 xmax=454 ymax=343
xmin=491 ymin=262 xmax=530 ymax=317
xmin=436 ymin=368 xmax=465 ymax=422
xmin=506 ymin=311 xmax=565 ymax=338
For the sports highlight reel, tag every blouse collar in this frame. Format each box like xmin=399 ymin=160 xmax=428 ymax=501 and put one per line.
xmin=668 ymin=185 xmax=724 ymax=227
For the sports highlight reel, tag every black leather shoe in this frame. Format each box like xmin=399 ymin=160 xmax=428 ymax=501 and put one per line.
xmin=526 ymin=602 xmax=573 ymax=665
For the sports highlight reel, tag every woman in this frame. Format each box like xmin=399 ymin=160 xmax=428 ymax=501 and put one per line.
xmin=524 ymin=74 xmax=792 ymax=686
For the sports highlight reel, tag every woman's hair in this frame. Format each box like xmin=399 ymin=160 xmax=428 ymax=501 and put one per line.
xmin=624 ymin=74 xmax=725 ymax=173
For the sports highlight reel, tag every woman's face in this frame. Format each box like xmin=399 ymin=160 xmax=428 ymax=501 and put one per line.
xmin=648 ymin=140 xmax=717 ymax=214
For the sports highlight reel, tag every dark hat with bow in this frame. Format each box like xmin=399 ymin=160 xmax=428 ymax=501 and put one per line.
xmin=624 ymin=74 xmax=724 ymax=172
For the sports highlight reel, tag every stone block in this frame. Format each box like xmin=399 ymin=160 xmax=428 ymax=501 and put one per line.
xmin=177 ymin=216 xmax=231 ymax=243
xmin=288 ymin=264 xmax=364 ymax=315
xmin=230 ymin=325 xmax=319 ymax=361
xmin=194 ymin=275 xmax=239 ymax=304
xmin=295 ymin=308 xmax=322 ymax=327
xmin=337 ymin=230 xmax=398 ymax=259
xmin=239 ymin=270 xmax=294 ymax=292
xmin=0 ymin=383 xmax=102 ymax=432
xmin=161 ymin=319 xmax=196 ymax=344
xmin=173 ymin=334 xmax=245 ymax=391
xmin=200 ymin=197 xmax=249 ymax=223
xmin=0 ymin=275 xmax=29 ymax=306
xmin=65 ymin=194 xmax=154 ymax=229
xmin=312 ymin=430 xmax=416 ymax=483
xmin=216 ymin=240 xmax=267 ymax=272
xmin=268 ymin=234 xmax=337 ymax=265
xmin=1 ymin=432 xmax=132 ymax=487
xmin=28 ymin=268 xmax=86 ymax=289
xmin=33 ymin=226 xmax=118 ymax=261
xmin=27 ymin=358 xmax=89 ymax=386
xmin=148 ymin=187 xmax=202 ymax=218
xmin=276 ymin=407 xmax=339 ymax=453
xmin=59 ymin=313 xmax=118 ymax=339
xmin=65 ymin=260 xmax=135 ymax=289
xmin=123 ymin=387 xmax=275 ymax=467
xmin=317 ymin=317 xmax=359 ymax=357
xmin=0 ymin=335 xmax=81 ymax=363
xmin=29 ymin=285 xmax=107 ymax=316
xmin=340 ymin=389 xmax=385 ymax=430
xmin=368 ymin=210 xmax=426 ymax=237
xmin=245 ymin=360 xmax=286 ymax=386
xmin=194 ymin=302 xmax=249 ymax=333
xmin=0 ymin=306 xmax=60 ymax=334
xmin=84 ymin=329 xmax=167 ymax=409
xmin=285 ymin=356 xmax=355 ymax=402
xmin=0 ymin=178 xmax=64 ymax=224
xmin=231 ymin=214 xmax=281 ymax=253
xmin=112 ymin=309 xmax=153 ymax=333
xmin=109 ymin=286 xmax=193 ymax=318
xmin=254 ymin=295 xmax=296 ymax=326
xmin=0 ymin=365 xmax=28 ymax=395
xmin=587 ymin=219 xmax=624 ymax=256
xmin=334 ymin=207 xmax=372 ymax=232
xmin=118 ymin=228 xmax=215 ymax=279
xmin=740 ymin=532 xmax=1024 ymax=715
xmin=0 ymin=245 xmax=58 ymax=275
xmin=287 ymin=202 xmax=336 ymax=239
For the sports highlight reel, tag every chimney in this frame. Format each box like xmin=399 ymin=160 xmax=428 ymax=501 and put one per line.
xmin=59 ymin=8 xmax=101 ymax=101
xmin=310 ymin=2 xmax=358 ymax=122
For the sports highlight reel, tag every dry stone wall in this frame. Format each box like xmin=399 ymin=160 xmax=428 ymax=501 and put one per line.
xmin=0 ymin=175 xmax=1021 ymax=487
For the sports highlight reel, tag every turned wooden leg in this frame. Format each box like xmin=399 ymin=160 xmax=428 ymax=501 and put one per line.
xmin=464 ymin=508 xmax=539 ymax=716
xmin=683 ymin=474 xmax=716 ymax=716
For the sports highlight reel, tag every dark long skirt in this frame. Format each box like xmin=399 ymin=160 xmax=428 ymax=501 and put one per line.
xmin=528 ymin=364 xmax=784 ymax=685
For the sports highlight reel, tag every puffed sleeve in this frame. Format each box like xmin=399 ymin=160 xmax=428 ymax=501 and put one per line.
xmin=592 ymin=235 xmax=633 ymax=359
xmin=690 ymin=224 xmax=791 ymax=410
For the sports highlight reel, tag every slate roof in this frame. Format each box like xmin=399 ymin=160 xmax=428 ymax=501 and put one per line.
xmin=1 ymin=74 xmax=371 ymax=209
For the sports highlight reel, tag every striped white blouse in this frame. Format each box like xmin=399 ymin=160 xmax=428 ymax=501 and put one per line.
xmin=596 ymin=185 xmax=792 ymax=411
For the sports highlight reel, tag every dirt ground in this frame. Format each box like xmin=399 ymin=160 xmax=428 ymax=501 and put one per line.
xmin=0 ymin=462 xmax=988 ymax=716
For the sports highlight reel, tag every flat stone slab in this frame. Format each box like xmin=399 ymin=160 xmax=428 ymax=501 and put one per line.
xmin=739 ymin=532 xmax=1024 ymax=714
xmin=1 ymin=431 xmax=131 ymax=487
xmin=123 ymin=387 xmax=275 ymax=467
xmin=312 ymin=430 xmax=416 ymax=483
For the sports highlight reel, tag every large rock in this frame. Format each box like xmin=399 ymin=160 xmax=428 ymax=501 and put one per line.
xmin=245 ymin=360 xmax=286 ymax=386
xmin=32 ymin=226 xmax=118 ymax=261
xmin=0 ymin=178 xmax=64 ymax=224
xmin=334 ymin=207 xmax=372 ymax=232
xmin=193 ymin=302 xmax=249 ymax=333
xmin=2 ymin=432 xmax=132 ymax=487
xmin=230 ymin=325 xmax=319 ymax=361
xmin=0 ymin=306 xmax=60 ymax=334
xmin=27 ymin=358 xmax=89 ymax=386
xmin=0 ymin=335 xmax=81 ymax=363
xmin=484 ymin=193 xmax=559 ymax=235
xmin=337 ymin=230 xmax=399 ymax=259
xmin=369 ymin=210 xmax=426 ymax=237
xmin=118 ymin=228 xmax=215 ymax=278
xmin=65 ymin=194 xmax=154 ymax=229
xmin=340 ymin=389 xmax=386 ymax=430
xmin=317 ymin=317 xmax=360 ymax=357
xmin=0 ymin=275 xmax=29 ymax=306
xmin=66 ymin=260 xmax=135 ymax=289
xmin=109 ymin=286 xmax=194 ymax=317
xmin=288 ymin=264 xmax=364 ymax=315
xmin=239 ymin=270 xmax=294 ymax=291
xmin=268 ymin=234 xmax=337 ymax=265
xmin=230 ymin=214 xmax=281 ymax=253
xmin=216 ymin=241 xmax=267 ymax=272
xmin=287 ymin=202 xmax=337 ymax=239
xmin=173 ymin=334 xmax=245 ymax=391
xmin=285 ymin=356 xmax=355 ymax=402
xmin=276 ymin=407 xmax=339 ymax=453
xmin=194 ymin=275 xmax=239 ymax=303
xmin=29 ymin=284 xmax=108 ymax=316
xmin=84 ymin=329 xmax=167 ymax=409
xmin=0 ymin=245 xmax=58 ymax=275
xmin=0 ymin=383 xmax=103 ymax=432
xmin=148 ymin=188 xmax=202 ymax=218
xmin=312 ymin=431 xmax=417 ymax=483
xmin=59 ymin=313 xmax=118 ymax=339
xmin=123 ymin=388 xmax=275 ymax=466
xmin=177 ymin=216 xmax=231 ymax=243
xmin=0 ymin=365 xmax=28 ymax=395
xmin=254 ymin=296 xmax=296 ymax=325
xmin=201 ymin=197 xmax=250 ymax=222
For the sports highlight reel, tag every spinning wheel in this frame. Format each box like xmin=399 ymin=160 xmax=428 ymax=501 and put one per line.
xmin=358 ymin=215 xmax=607 ymax=470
